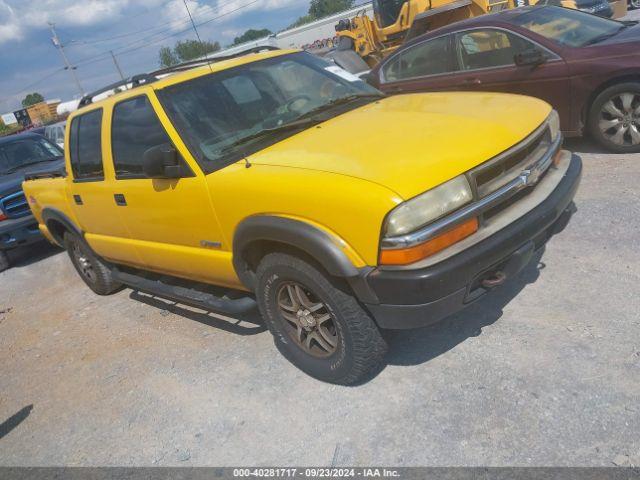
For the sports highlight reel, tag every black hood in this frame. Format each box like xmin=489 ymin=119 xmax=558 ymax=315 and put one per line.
xmin=0 ymin=158 xmax=65 ymax=198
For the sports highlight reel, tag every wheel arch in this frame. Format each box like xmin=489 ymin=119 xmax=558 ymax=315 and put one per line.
xmin=232 ymin=215 xmax=362 ymax=291
xmin=583 ymin=74 xmax=640 ymax=124
xmin=41 ymin=208 xmax=82 ymax=245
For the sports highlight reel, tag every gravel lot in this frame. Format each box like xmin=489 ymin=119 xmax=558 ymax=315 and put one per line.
xmin=1 ymin=135 xmax=639 ymax=467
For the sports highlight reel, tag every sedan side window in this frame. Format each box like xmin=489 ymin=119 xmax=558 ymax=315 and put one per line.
xmin=455 ymin=29 xmax=533 ymax=71
xmin=382 ymin=36 xmax=454 ymax=82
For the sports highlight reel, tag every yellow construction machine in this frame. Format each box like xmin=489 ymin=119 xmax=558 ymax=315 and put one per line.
xmin=334 ymin=0 xmax=515 ymax=67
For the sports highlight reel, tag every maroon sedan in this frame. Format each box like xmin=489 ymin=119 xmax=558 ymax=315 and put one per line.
xmin=370 ymin=6 xmax=640 ymax=153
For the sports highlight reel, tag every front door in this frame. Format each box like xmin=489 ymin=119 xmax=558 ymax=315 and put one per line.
xmin=105 ymin=92 xmax=234 ymax=287
xmin=450 ymin=28 xmax=572 ymax=130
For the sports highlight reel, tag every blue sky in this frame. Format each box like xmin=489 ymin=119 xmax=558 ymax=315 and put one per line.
xmin=0 ymin=0 xmax=310 ymax=113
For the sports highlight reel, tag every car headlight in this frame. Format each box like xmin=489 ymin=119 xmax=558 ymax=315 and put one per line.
xmin=384 ymin=175 xmax=473 ymax=237
xmin=548 ymin=109 xmax=560 ymax=143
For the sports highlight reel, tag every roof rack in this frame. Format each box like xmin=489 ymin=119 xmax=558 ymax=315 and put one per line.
xmin=77 ymin=45 xmax=281 ymax=109
xmin=150 ymin=45 xmax=281 ymax=76
xmin=78 ymin=73 xmax=158 ymax=107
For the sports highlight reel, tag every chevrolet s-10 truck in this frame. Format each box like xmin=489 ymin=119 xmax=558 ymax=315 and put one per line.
xmin=22 ymin=49 xmax=581 ymax=384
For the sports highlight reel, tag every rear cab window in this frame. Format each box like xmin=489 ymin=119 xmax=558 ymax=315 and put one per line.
xmin=69 ymin=109 xmax=104 ymax=181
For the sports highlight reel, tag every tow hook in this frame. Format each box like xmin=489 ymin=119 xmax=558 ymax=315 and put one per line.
xmin=481 ymin=271 xmax=507 ymax=288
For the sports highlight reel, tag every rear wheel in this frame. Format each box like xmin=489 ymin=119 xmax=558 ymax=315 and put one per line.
xmin=588 ymin=82 xmax=640 ymax=153
xmin=256 ymin=252 xmax=387 ymax=385
xmin=63 ymin=232 xmax=121 ymax=295
xmin=0 ymin=250 xmax=9 ymax=273
xmin=631 ymin=0 xmax=640 ymax=9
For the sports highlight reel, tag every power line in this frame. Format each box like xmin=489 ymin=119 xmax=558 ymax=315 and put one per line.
xmin=0 ymin=68 xmax=65 ymax=108
xmin=48 ymin=22 xmax=85 ymax=96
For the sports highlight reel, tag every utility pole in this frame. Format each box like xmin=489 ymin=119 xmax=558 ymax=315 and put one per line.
xmin=110 ymin=50 xmax=126 ymax=81
xmin=48 ymin=22 xmax=85 ymax=96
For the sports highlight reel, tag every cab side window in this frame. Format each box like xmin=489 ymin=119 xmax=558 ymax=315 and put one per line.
xmin=111 ymin=95 xmax=173 ymax=178
xmin=382 ymin=36 xmax=454 ymax=82
xmin=69 ymin=109 xmax=104 ymax=181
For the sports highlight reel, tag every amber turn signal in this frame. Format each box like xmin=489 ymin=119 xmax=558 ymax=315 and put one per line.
xmin=380 ymin=217 xmax=479 ymax=266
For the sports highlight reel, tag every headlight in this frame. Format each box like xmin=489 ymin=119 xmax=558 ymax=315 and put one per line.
xmin=548 ymin=109 xmax=560 ymax=143
xmin=384 ymin=175 xmax=473 ymax=237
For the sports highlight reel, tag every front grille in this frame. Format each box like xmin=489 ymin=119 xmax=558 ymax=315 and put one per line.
xmin=0 ymin=191 xmax=30 ymax=219
xmin=470 ymin=126 xmax=550 ymax=199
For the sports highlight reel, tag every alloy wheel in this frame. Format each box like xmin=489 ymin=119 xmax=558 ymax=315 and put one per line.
xmin=631 ymin=0 xmax=640 ymax=9
xmin=276 ymin=281 xmax=338 ymax=357
xmin=598 ymin=92 xmax=640 ymax=146
xmin=71 ymin=242 xmax=96 ymax=283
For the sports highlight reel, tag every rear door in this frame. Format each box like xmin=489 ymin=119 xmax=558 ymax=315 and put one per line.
xmin=66 ymin=107 xmax=140 ymax=265
xmin=449 ymin=28 xmax=572 ymax=129
xmin=106 ymin=92 xmax=230 ymax=285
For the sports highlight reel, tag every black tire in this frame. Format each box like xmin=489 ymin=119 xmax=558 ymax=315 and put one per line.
xmin=63 ymin=232 xmax=121 ymax=295
xmin=0 ymin=250 xmax=9 ymax=273
xmin=631 ymin=0 xmax=640 ymax=10
xmin=256 ymin=252 xmax=387 ymax=385
xmin=588 ymin=82 xmax=640 ymax=153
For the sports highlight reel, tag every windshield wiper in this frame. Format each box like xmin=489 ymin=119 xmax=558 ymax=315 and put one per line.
xmin=4 ymin=158 xmax=60 ymax=175
xmin=584 ymin=25 xmax=627 ymax=45
xmin=296 ymin=93 xmax=384 ymax=121
xmin=219 ymin=118 xmax=321 ymax=154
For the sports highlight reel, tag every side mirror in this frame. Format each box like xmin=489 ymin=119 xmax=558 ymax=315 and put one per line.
xmin=142 ymin=143 xmax=181 ymax=179
xmin=514 ymin=49 xmax=546 ymax=67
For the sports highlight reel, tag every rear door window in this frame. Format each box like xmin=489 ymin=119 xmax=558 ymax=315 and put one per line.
xmin=111 ymin=95 xmax=174 ymax=178
xmin=382 ymin=35 xmax=455 ymax=82
xmin=69 ymin=109 xmax=104 ymax=180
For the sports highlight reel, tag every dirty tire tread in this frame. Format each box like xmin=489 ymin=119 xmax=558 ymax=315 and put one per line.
xmin=588 ymin=82 xmax=640 ymax=154
xmin=63 ymin=232 xmax=122 ymax=296
xmin=0 ymin=250 xmax=9 ymax=273
xmin=256 ymin=252 xmax=387 ymax=385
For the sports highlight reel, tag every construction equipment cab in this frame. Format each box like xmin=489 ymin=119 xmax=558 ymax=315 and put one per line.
xmin=23 ymin=49 xmax=581 ymax=384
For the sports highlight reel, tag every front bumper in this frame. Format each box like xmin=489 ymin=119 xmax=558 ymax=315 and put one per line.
xmin=362 ymin=153 xmax=582 ymax=329
xmin=0 ymin=214 xmax=42 ymax=250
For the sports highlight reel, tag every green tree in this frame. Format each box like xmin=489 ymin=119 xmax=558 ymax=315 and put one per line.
xmin=21 ymin=92 xmax=44 ymax=108
xmin=232 ymin=28 xmax=273 ymax=46
xmin=159 ymin=46 xmax=179 ymax=68
xmin=173 ymin=39 xmax=221 ymax=62
xmin=289 ymin=0 xmax=354 ymax=28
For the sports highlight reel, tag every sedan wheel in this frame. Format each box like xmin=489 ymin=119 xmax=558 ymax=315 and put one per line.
xmin=631 ymin=0 xmax=640 ymax=9
xmin=597 ymin=93 xmax=640 ymax=147
xmin=589 ymin=83 xmax=640 ymax=153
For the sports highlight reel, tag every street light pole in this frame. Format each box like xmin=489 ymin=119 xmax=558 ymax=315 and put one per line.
xmin=48 ymin=22 xmax=85 ymax=96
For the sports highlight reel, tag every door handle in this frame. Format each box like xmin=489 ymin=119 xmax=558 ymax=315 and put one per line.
xmin=462 ymin=78 xmax=482 ymax=85
xmin=114 ymin=194 xmax=127 ymax=206
xmin=73 ymin=194 xmax=83 ymax=205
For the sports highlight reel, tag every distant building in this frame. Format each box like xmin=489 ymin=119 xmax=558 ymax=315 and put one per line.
xmin=13 ymin=109 xmax=31 ymax=128
xmin=26 ymin=100 xmax=59 ymax=126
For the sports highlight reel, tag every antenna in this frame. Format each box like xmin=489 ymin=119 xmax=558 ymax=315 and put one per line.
xmin=182 ymin=0 xmax=213 ymax=72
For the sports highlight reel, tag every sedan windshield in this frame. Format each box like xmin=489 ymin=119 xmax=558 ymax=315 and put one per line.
xmin=511 ymin=6 xmax=626 ymax=47
xmin=0 ymin=137 xmax=62 ymax=175
xmin=157 ymin=52 xmax=382 ymax=172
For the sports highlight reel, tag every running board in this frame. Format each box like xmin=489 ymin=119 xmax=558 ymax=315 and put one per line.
xmin=112 ymin=269 xmax=256 ymax=316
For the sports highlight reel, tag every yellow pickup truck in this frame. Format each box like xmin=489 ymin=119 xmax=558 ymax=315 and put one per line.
xmin=23 ymin=49 xmax=581 ymax=384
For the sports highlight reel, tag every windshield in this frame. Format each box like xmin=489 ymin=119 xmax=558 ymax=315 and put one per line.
xmin=0 ymin=137 xmax=62 ymax=175
xmin=373 ymin=0 xmax=405 ymax=28
xmin=511 ymin=6 xmax=626 ymax=47
xmin=158 ymin=52 xmax=381 ymax=173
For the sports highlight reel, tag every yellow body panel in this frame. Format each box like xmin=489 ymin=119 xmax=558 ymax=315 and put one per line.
xmin=22 ymin=50 xmax=551 ymax=288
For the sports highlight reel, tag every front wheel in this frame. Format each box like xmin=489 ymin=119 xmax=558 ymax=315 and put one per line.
xmin=630 ymin=0 xmax=640 ymax=9
xmin=256 ymin=252 xmax=387 ymax=385
xmin=588 ymin=82 xmax=640 ymax=153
